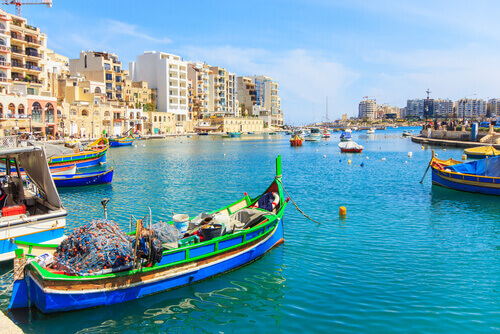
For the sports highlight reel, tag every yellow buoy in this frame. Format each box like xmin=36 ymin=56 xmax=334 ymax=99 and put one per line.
xmin=339 ymin=206 xmax=347 ymax=217
xmin=421 ymin=146 xmax=424 ymax=150
xmin=462 ymin=154 xmax=467 ymax=160
xmin=348 ymin=159 xmax=352 ymax=164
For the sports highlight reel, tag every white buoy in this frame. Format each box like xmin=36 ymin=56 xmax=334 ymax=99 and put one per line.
xmin=223 ymin=143 xmax=225 ymax=145
xmin=366 ymin=156 xmax=369 ymax=159
xmin=408 ymin=152 xmax=413 ymax=158
xmin=223 ymin=153 xmax=226 ymax=156
xmin=381 ymin=158 xmax=386 ymax=161
xmin=405 ymin=161 xmax=408 ymax=164
xmin=323 ymin=155 xmax=326 ymax=158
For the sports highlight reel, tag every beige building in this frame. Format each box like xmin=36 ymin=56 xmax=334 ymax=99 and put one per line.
xmin=218 ymin=117 xmax=263 ymax=133
xmin=148 ymin=111 xmax=176 ymax=134
xmin=70 ymin=51 xmax=124 ymax=101
xmin=209 ymin=66 xmax=237 ymax=117
xmin=187 ymin=62 xmax=211 ymax=120
xmin=236 ymin=77 xmax=256 ymax=116
xmin=122 ymin=79 xmax=156 ymax=108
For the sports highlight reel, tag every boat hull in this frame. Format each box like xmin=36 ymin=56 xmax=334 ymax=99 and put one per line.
xmin=109 ymin=138 xmax=134 ymax=147
xmin=431 ymin=167 xmax=500 ymax=195
xmin=340 ymin=148 xmax=363 ymax=153
xmin=290 ymin=140 xmax=303 ymax=146
xmin=53 ymin=168 xmax=114 ymax=187
xmin=25 ymin=217 xmax=284 ymax=313
xmin=0 ymin=212 xmax=66 ymax=262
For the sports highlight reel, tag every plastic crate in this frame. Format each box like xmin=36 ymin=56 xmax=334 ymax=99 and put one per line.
xmin=2 ymin=204 xmax=26 ymax=217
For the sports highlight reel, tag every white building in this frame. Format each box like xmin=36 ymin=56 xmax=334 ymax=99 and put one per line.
xmin=406 ymin=99 xmax=424 ymax=118
xmin=130 ymin=51 xmax=188 ymax=132
xmin=433 ymin=99 xmax=454 ymax=117
xmin=456 ymin=98 xmax=487 ymax=118
xmin=358 ymin=99 xmax=377 ymax=119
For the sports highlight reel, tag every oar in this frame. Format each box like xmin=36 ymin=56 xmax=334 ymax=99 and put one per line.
xmin=420 ymin=149 xmax=435 ymax=183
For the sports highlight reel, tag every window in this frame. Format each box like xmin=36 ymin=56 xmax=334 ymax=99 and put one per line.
xmin=70 ymin=109 xmax=77 ymax=116
xmin=106 ymin=73 xmax=112 ymax=81
xmin=32 ymin=102 xmax=42 ymax=122
xmin=81 ymin=110 xmax=88 ymax=117
xmin=104 ymin=64 xmax=111 ymax=71
xmin=45 ymin=103 xmax=54 ymax=123
xmin=8 ymin=103 xmax=15 ymax=115
xmin=18 ymin=104 xmax=24 ymax=115
xmin=95 ymin=87 xmax=101 ymax=94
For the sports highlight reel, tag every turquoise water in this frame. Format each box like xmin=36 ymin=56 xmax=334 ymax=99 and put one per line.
xmin=1 ymin=128 xmax=500 ymax=333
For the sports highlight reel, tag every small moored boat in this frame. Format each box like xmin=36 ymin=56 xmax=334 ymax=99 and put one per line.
xmin=229 ymin=132 xmax=241 ymax=137
xmin=338 ymin=141 xmax=364 ymax=153
xmin=366 ymin=128 xmax=375 ymax=134
xmin=109 ymin=134 xmax=135 ymax=147
xmin=305 ymin=127 xmax=322 ymax=142
xmin=53 ymin=168 xmax=114 ymax=188
xmin=290 ymin=134 xmax=304 ymax=146
xmin=464 ymin=145 xmax=500 ymax=159
xmin=340 ymin=131 xmax=352 ymax=142
xmin=402 ymin=130 xmax=412 ymax=137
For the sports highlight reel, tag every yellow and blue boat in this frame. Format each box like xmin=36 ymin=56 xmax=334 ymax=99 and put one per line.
xmin=53 ymin=168 xmax=114 ymax=188
xmin=45 ymin=137 xmax=109 ymax=169
xmin=430 ymin=154 xmax=500 ymax=195
xmin=109 ymin=134 xmax=135 ymax=147
xmin=463 ymin=145 xmax=500 ymax=159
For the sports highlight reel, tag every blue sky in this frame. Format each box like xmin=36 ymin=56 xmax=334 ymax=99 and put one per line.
xmin=5 ymin=0 xmax=500 ymax=124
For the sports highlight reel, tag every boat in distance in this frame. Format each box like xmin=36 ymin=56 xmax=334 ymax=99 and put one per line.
xmin=53 ymin=168 xmax=114 ymax=188
xmin=305 ymin=127 xmax=322 ymax=142
xmin=109 ymin=134 xmax=135 ymax=147
xmin=8 ymin=156 xmax=289 ymax=313
xmin=338 ymin=141 xmax=364 ymax=153
xmin=0 ymin=146 xmax=67 ymax=262
xmin=430 ymin=152 xmax=500 ymax=195
xmin=290 ymin=133 xmax=304 ymax=146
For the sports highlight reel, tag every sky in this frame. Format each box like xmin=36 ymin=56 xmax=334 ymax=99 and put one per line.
xmin=5 ymin=0 xmax=500 ymax=124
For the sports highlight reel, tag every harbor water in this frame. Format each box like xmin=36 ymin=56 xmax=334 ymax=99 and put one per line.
xmin=1 ymin=128 xmax=500 ymax=333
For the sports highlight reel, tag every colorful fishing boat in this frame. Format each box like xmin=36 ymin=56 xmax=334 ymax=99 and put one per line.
xmin=290 ymin=133 xmax=304 ymax=146
xmin=464 ymin=145 xmax=500 ymax=159
xmin=0 ymin=146 xmax=67 ymax=262
xmin=109 ymin=134 xmax=135 ymax=147
xmin=29 ymin=137 xmax=109 ymax=169
xmin=322 ymin=130 xmax=331 ymax=138
xmin=338 ymin=141 xmax=364 ymax=153
xmin=9 ymin=156 xmax=288 ymax=313
xmin=229 ymin=132 xmax=241 ymax=137
xmin=53 ymin=168 xmax=114 ymax=188
xmin=430 ymin=153 xmax=500 ymax=195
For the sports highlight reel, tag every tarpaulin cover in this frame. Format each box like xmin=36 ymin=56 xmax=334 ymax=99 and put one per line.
xmin=338 ymin=141 xmax=364 ymax=150
xmin=27 ymin=141 xmax=74 ymax=159
xmin=448 ymin=155 xmax=500 ymax=177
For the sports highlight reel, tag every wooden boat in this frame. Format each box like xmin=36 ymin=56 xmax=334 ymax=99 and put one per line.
xmin=338 ymin=141 xmax=364 ymax=153
xmin=290 ymin=134 xmax=303 ymax=146
xmin=430 ymin=153 xmax=500 ymax=195
xmin=0 ymin=146 xmax=67 ymax=262
xmin=53 ymin=168 xmax=114 ymax=188
xmin=464 ymin=145 xmax=500 ymax=159
xmin=109 ymin=134 xmax=134 ymax=147
xmin=39 ymin=137 xmax=109 ymax=169
xmin=322 ymin=130 xmax=331 ymax=138
xmin=50 ymin=165 xmax=77 ymax=176
xmin=9 ymin=156 xmax=288 ymax=313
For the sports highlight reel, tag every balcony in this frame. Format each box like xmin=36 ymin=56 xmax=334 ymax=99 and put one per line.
xmin=0 ymin=78 xmax=11 ymax=83
xmin=11 ymin=34 xmax=26 ymax=43
xmin=25 ymin=51 xmax=40 ymax=58
xmin=0 ymin=61 xmax=10 ymax=68
xmin=25 ymin=38 xmax=41 ymax=46
xmin=25 ymin=64 xmax=42 ymax=72
xmin=25 ymin=24 xmax=37 ymax=31
xmin=0 ymin=29 xmax=9 ymax=36
xmin=0 ymin=45 xmax=10 ymax=53
xmin=0 ymin=14 xmax=9 ymax=21
xmin=11 ymin=62 xmax=24 ymax=69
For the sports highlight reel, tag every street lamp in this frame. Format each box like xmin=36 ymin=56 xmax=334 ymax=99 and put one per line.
xmin=91 ymin=119 xmax=94 ymax=138
xmin=14 ymin=118 xmax=18 ymax=135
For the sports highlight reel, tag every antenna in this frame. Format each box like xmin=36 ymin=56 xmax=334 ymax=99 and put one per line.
xmin=326 ymin=96 xmax=328 ymax=121
xmin=426 ymin=88 xmax=432 ymax=100
xmin=2 ymin=0 xmax=52 ymax=16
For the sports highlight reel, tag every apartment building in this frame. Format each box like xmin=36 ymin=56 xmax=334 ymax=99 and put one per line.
xmin=488 ymin=99 xmax=500 ymax=117
xmin=406 ymin=99 xmax=424 ymax=118
xmin=70 ymin=51 xmax=124 ymax=101
xmin=0 ymin=9 xmax=60 ymax=136
xmin=433 ymin=99 xmax=454 ymax=117
xmin=376 ymin=104 xmax=400 ymax=119
xmin=238 ymin=75 xmax=283 ymax=126
xmin=358 ymin=99 xmax=377 ymax=119
xmin=122 ymin=79 xmax=156 ymax=108
xmin=130 ymin=51 xmax=188 ymax=133
xmin=236 ymin=76 xmax=256 ymax=116
xmin=209 ymin=66 xmax=237 ymax=117
xmin=187 ymin=62 xmax=210 ymax=120
xmin=456 ymin=98 xmax=487 ymax=118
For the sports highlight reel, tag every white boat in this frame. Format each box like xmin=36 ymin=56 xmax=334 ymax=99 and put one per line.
xmin=0 ymin=146 xmax=67 ymax=262
xmin=305 ymin=127 xmax=322 ymax=142
xmin=367 ymin=128 xmax=375 ymax=134
xmin=402 ymin=130 xmax=412 ymax=137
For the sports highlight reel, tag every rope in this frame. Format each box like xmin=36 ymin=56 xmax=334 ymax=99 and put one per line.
xmin=275 ymin=178 xmax=324 ymax=225
xmin=0 ymin=263 xmax=26 ymax=296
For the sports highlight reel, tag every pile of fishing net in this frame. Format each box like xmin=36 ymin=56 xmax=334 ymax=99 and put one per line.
xmin=53 ymin=219 xmax=134 ymax=275
xmin=151 ymin=222 xmax=180 ymax=243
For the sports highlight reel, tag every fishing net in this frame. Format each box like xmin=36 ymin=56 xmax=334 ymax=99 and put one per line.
xmin=151 ymin=222 xmax=180 ymax=243
xmin=53 ymin=219 xmax=134 ymax=275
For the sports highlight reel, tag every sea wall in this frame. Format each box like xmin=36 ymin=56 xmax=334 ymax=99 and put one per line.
xmin=419 ymin=129 xmax=487 ymax=141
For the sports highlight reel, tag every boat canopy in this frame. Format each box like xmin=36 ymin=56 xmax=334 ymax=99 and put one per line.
xmin=1 ymin=146 xmax=62 ymax=209
xmin=464 ymin=145 xmax=500 ymax=156
xmin=27 ymin=141 xmax=75 ymax=159
xmin=447 ymin=156 xmax=500 ymax=177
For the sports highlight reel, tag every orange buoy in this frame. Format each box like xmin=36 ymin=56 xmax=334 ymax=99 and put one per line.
xmin=339 ymin=206 xmax=347 ymax=217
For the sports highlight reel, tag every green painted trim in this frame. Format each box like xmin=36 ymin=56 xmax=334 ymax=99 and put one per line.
xmin=15 ymin=240 xmax=59 ymax=248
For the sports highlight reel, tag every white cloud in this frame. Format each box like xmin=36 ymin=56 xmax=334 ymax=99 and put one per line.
xmin=106 ymin=19 xmax=171 ymax=44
